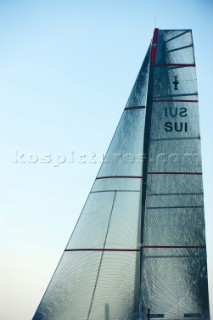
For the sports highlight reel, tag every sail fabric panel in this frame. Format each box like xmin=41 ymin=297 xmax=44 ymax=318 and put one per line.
xmin=34 ymin=191 xmax=141 ymax=320
xmin=33 ymin=251 xmax=140 ymax=320
xmin=103 ymin=191 xmax=141 ymax=248
xmin=96 ymin=108 xmax=145 ymax=179
xmin=148 ymin=139 xmax=202 ymax=172
xmin=92 ymin=177 xmax=142 ymax=192
xmin=141 ymin=250 xmax=208 ymax=319
xmin=146 ymin=193 xmax=204 ymax=209
xmin=88 ymin=251 xmax=140 ymax=320
xmin=33 ymin=251 xmax=103 ymax=320
xmin=140 ymin=29 xmax=210 ymax=319
xmin=66 ymin=191 xmax=141 ymax=250
xmin=146 ymin=174 xmax=203 ymax=194
xmin=66 ymin=192 xmax=115 ymax=249
xmin=125 ymin=48 xmax=150 ymax=108
xmin=144 ymin=207 xmax=205 ymax=246
xmin=157 ymin=30 xmax=194 ymax=65
xmin=154 ymin=66 xmax=197 ymax=99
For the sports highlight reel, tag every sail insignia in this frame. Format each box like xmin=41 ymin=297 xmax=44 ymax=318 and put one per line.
xmin=173 ymin=76 xmax=179 ymax=90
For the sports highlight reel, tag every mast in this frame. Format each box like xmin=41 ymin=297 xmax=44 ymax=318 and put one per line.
xmin=139 ymin=26 xmax=159 ymax=320
xmin=140 ymin=27 xmax=159 ymax=265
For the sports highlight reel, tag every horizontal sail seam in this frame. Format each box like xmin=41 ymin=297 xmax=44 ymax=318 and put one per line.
xmin=147 ymin=192 xmax=203 ymax=196
xmin=148 ymin=172 xmax=202 ymax=175
xmin=156 ymin=63 xmax=195 ymax=67
xmin=146 ymin=205 xmax=204 ymax=209
xmin=141 ymin=245 xmax=206 ymax=249
xmin=151 ymin=137 xmax=200 ymax=141
xmin=153 ymin=99 xmax=198 ymax=102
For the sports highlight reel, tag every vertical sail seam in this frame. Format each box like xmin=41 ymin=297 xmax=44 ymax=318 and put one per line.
xmin=87 ymin=191 xmax=117 ymax=320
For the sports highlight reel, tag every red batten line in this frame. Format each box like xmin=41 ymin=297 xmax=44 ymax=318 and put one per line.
xmin=124 ymin=106 xmax=146 ymax=110
xmin=65 ymin=248 xmax=140 ymax=252
xmin=141 ymin=245 xmax=206 ymax=249
xmin=148 ymin=172 xmax=202 ymax=175
xmin=150 ymin=28 xmax=159 ymax=62
xmin=156 ymin=63 xmax=195 ymax=67
xmin=153 ymin=99 xmax=198 ymax=103
xmin=96 ymin=175 xmax=143 ymax=180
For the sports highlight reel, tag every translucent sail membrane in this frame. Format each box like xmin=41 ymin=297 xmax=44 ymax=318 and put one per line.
xmin=140 ymin=30 xmax=210 ymax=320
xmin=33 ymin=49 xmax=150 ymax=320
xmin=125 ymin=49 xmax=150 ymax=108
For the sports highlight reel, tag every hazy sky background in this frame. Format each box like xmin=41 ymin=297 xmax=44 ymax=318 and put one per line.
xmin=0 ymin=1 xmax=213 ymax=319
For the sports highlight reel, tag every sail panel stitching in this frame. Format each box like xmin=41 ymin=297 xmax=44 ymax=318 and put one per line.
xmin=156 ymin=63 xmax=195 ymax=67
xmin=153 ymin=99 xmax=198 ymax=102
xmin=141 ymin=245 xmax=206 ymax=249
xmin=148 ymin=172 xmax=202 ymax=175
xmin=147 ymin=192 xmax=203 ymax=196
xmin=151 ymin=137 xmax=200 ymax=141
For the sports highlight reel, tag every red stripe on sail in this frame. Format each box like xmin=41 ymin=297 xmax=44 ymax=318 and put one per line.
xmin=96 ymin=176 xmax=143 ymax=180
xmin=65 ymin=248 xmax=140 ymax=252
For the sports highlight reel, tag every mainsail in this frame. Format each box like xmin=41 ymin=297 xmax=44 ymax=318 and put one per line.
xmin=33 ymin=29 xmax=210 ymax=320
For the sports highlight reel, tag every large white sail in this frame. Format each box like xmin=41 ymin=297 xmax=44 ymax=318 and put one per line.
xmin=33 ymin=29 xmax=210 ymax=320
